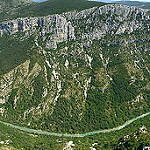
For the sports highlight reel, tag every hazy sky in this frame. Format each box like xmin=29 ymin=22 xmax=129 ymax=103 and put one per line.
xmin=32 ymin=0 xmax=47 ymax=2
xmin=95 ymin=0 xmax=150 ymax=2
xmin=32 ymin=0 xmax=150 ymax=2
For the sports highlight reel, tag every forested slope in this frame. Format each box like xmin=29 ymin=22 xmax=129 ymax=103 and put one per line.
xmin=0 ymin=0 xmax=150 ymax=149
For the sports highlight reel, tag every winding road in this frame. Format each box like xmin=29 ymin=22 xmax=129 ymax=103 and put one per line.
xmin=0 ymin=112 xmax=150 ymax=137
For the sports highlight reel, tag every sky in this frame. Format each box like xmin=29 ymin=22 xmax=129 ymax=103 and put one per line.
xmin=32 ymin=0 xmax=47 ymax=2
xmin=95 ymin=0 xmax=150 ymax=2
xmin=32 ymin=0 xmax=150 ymax=2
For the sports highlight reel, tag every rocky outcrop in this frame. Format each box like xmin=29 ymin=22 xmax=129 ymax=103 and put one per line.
xmin=66 ymin=4 xmax=149 ymax=40
xmin=0 ymin=60 xmax=41 ymax=105
xmin=0 ymin=4 xmax=149 ymax=49
xmin=0 ymin=14 xmax=75 ymax=49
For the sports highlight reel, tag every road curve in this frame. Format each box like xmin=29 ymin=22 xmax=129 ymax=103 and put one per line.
xmin=0 ymin=112 xmax=150 ymax=138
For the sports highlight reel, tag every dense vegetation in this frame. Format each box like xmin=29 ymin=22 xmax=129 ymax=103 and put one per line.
xmin=38 ymin=30 xmax=150 ymax=133
xmin=0 ymin=0 xmax=106 ymax=22
xmin=0 ymin=114 xmax=150 ymax=149
xmin=0 ymin=33 xmax=33 ymax=75
xmin=0 ymin=1 xmax=150 ymax=149
xmin=1 ymin=30 xmax=149 ymax=135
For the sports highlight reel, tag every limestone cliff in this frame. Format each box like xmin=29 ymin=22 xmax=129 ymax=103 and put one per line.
xmin=0 ymin=4 xmax=149 ymax=49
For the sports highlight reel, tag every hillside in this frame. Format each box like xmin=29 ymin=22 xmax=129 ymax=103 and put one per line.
xmin=0 ymin=0 xmax=150 ymax=149
xmin=0 ymin=0 xmax=33 ymax=21
xmin=0 ymin=0 xmax=106 ymax=22
xmin=114 ymin=1 xmax=150 ymax=9
xmin=0 ymin=115 xmax=150 ymax=149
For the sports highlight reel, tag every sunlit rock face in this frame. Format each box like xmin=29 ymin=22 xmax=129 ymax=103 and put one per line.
xmin=0 ymin=4 xmax=149 ymax=50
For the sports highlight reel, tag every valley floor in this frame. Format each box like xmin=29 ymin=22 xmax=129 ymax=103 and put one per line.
xmin=0 ymin=111 xmax=149 ymax=138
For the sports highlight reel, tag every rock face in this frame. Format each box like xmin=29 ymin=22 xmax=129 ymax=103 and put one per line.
xmin=0 ymin=4 xmax=149 ymax=49
xmin=0 ymin=4 xmax=150 ymax=133
xmin=0 ymin=14 xmax=75 ymax=49
xmin=67 ymin=4 xmax=149 ymax=39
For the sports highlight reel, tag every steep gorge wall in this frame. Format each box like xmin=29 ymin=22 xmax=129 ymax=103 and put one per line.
xmin=0 ymin=4 xmax=149 ymax=49
xmin=0 ymin=4 xmax=150 ymax=132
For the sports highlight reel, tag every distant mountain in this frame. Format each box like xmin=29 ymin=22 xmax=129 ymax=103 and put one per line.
xmin=0 ymin=0 xmax=32 ymax=11
xmin=32 ymin=0 xmax=47 ymax=2
xmin=0 ymin=0 xmax=105 ymax=22
xmin=0 ymin=0 xmax=33 ymax=21
xmin=114 ymin=1 xmax=150 ymax=9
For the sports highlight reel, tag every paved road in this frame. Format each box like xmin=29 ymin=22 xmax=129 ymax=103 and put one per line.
xmin=0 ymin=112 xmax=150 ymax=137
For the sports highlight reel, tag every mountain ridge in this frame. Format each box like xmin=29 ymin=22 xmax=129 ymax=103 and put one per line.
xmin=0 ymin=3 xmax=150 ymax=133
xmin=0 ymin=0 xmax=106 ymax=22
xmin=114 ymin=1 xmax=150 ymax=9
xmin=0 ymin=1 xmax=150 ymax=149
